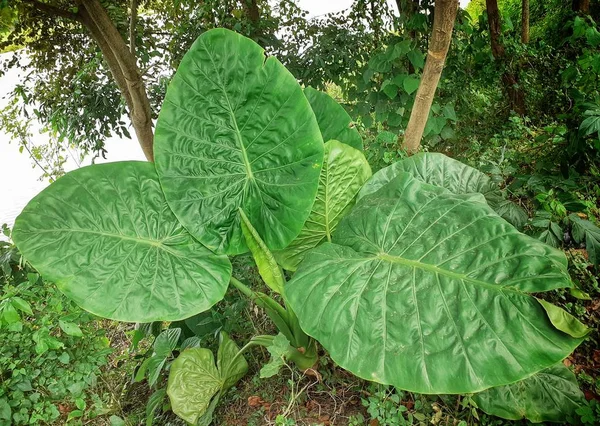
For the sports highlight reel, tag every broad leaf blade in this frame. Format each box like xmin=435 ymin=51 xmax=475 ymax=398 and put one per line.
xmin=12 ymin=162 xmax=231 ymax=322
xmin=275 ymin=140 xmax=371 ymax=271
xmin=155 ymin=28 xmax=323 ymax=255
xmin=286 ymin=173 xmax=581 ymax=394
xmin=304 ymin=87 xmax=363 ymax=151
xmin=167 ymin=348 xmax=222 ymax=424
xmin=473 ymin=363 xmax=585 ymax=423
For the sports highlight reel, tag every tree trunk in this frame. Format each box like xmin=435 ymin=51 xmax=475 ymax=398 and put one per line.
xmin=26 ymin=0 xmax=154 ymax=161
xmin=486 ymin=0 xmax=526 ymax=116
xmin=572 ymin=0 xmax=590 ymax=14
xmin=402 ymin=0 xmax=458 ymax=154
xmin=80 ymin=0 xmax=154 ymax=161
xmin=521 ymin=0 xmax=529 ymax=44
xmin=129 ymin=0 xmax=138 ymax=54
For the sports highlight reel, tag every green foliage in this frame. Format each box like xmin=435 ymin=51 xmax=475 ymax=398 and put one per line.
xmin=0 ymin=241 xmax=111 ymax=425
xmin=8 ymin=25 xmax=596 ymax=425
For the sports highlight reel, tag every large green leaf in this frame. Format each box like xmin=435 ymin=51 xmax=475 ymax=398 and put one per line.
xmin=286 ymin=173 xmax=581 ymax=394
xmin=304 ymin=87 xmax=363 ymax=151
xmin=473 ymin=363 xmax=585 ymax=423
xmin=275 ymin=140 xmax=371 ymax=271
xmin=155 ymin=28 xmax=323 ymax=255
xmin=12 ymin=162 xmax=231 ymax=323
xmin=359 ymin=152 xmax=527 ymax=228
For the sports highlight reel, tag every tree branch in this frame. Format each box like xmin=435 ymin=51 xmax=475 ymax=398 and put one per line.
xmin=129 ymin=0 xmax=138 ymax=55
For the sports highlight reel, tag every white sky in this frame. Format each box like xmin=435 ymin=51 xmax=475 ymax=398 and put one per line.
xmin=0 ymin=0 xmax=471 ymax=227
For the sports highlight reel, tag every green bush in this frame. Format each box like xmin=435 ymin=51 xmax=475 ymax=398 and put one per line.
xmin=0 ymin=237 xmax=112 ymax=425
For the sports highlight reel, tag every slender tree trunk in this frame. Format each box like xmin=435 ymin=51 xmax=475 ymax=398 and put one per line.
xmin=129 ymin=0 xmax=138 ymax=54
xmin=402 ymin=0 xmax=458 ymax=154
xmin=26 ymin=0 xmax=154 ymax=161
xmin=486 ymin=0 xmax=526 ymax=116
xmin=521 ymin=0 xmax=529 ymax=44
xmin=572 ymin=0 xmax=590 ymax=14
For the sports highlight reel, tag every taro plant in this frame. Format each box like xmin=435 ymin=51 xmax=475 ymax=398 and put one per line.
xmin=10 ymin=28 xmax=590 ymax=424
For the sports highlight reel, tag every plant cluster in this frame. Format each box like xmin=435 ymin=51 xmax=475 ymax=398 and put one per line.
xmin=7 ymin=28 xmax=595 ymax=425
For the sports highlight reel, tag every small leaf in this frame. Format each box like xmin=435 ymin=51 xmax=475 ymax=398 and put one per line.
xmin=10 ymin=297 xmax=32 ymax=315
xmin=154 ymin=328 xmax=181 ymax=358
xmin=260 ymin=333 xmax=290 ymax=379
xmin=2 ymin=303 xmax=20 ymax=324
xmin=59 ymin=319 xmax=83 ymax=337
xmin=167 ymin=348 xmax=222 ymax=424
xmin=407 ymin=49 xmax=425 ymax=69
xmin=403 ymin=76 xmax=420 ymax=94
xmin=536 ymin=299 xmax=591 ymax=338
xmin=569 ymin=288 xmax=592 ymax=300
xmin=58 ymin=352 xmax=70 ymax=364
xmin=146 ymin=388 xmax=167 ymax=426
xmin=147 ymin=356 xmax=168 ymax=387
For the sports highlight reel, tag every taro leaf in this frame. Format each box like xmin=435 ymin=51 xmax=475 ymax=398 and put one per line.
xmin=12 ymin=162 xmax=232 ymax=322
xmin=473 ymin=363 xmax=585 ymax=423
xmin=569 ymin=214 xmax=600 ymax=266
xmin=167 ymin=334 xmax=248 ymax=424
xmin=358 ymin=152 xmax=527 ymax=228
xmin=239 ymin=208 xmax=285 ymax=294
xmin=167 ymin=348 xmax=222 ymax=424
xmin=275 ymin=140 xmax=372 ymax=271
xmin=304 ymin=87 xmax=363 ymax=151
xmin=217 ymin=332 xmax=248 ymax=390
xmin=286 ymin=173 xmax=581 ymax=394
xmin=154 ymin=28 xmax=323 ymax=255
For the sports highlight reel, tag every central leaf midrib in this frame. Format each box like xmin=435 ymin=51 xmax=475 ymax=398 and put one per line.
xmin=33 ymin=228 xmax=169 ymax=248
xmin=377 ymin=252 xmax=520 ymax=293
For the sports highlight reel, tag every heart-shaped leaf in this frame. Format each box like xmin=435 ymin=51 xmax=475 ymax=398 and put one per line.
xmin=167 ymin=348 xmax=222 ymax=424
xmin=12 ymin=162 xmax=231 ymax=322
xmin=275 ymin=140 xmax=371 ymax=271
xmin=286 ymin=173 xmax=581 ymax=394
xmin=473 ymin=363 xmax=585 ymax=423
xmin=155 ymin=28 xmax=323 ymax=255
xmin=304 ymin=87 xmax=363 ymax=151
xmin=167 ymin=333 xmax=247 ymax=424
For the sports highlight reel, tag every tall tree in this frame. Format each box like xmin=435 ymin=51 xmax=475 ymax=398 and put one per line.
xmin=486 ymin=0 xmax=526 ymax=115
xmin=521 ymin=0 xmax=529 ymax=44
xmin=402 ymin=0 xmax=458 ymax=153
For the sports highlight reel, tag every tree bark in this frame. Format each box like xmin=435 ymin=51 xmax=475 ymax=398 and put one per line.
xmin=486 ymin=0 xmax=526 ymax=115
xmin=572 ymin=0 xmax=590 ymax=14
xmin=129 ymin=0 xmax=138 ymax=55
xmin=402 ymin=0 xmax=458 ymax=154
xmin=25 ymin=0 xmax=154 ymax=161
xmin=80 ymin=0 xmax=154 ymax=161
xmin=521 ymin=0 xmax=529 ymax=44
